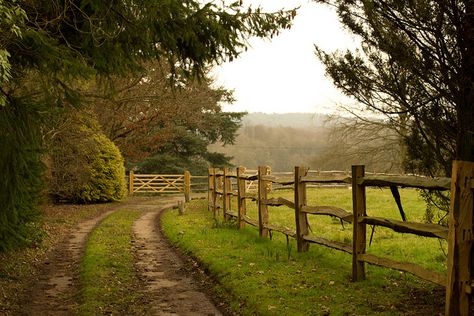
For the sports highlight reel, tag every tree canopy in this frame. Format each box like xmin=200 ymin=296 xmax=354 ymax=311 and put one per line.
xmin=0 ymin=0 xmax=296 ymax=250
xmin=90 ymin=61 xmax=243 ymax=170
xmin=315 ymin=0 xmax=474 ymax=177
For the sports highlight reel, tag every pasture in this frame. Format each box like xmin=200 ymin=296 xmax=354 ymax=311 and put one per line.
xmin=161 ymin=188 xmax=446 ymax=315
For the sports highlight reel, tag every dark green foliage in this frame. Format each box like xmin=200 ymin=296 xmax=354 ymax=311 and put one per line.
xmin=316 ymin=0 xmax=474 ymax=175
xmin=0 ymin=101 xmax=44 ymax=251
xmin=6 ymin=1 xmax=295 ymax=80
xmin=48 ymin=111 xmax=126 ymax=203
xmin=135 ymin=120 xmax=238 ymax=175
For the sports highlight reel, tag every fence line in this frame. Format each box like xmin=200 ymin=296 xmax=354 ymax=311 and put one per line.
xmin=207 ymin=162 xmax=474 ymax=316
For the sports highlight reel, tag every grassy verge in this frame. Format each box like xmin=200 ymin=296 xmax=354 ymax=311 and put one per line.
xmin=161 ymin=189 xmax=445 ymax=315
xmin=78 ymin=209 xmax=145 ymax=315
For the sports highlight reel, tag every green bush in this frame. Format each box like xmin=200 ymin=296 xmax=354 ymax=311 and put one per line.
xmin=48 ymin=111 xmax=126 ymax=203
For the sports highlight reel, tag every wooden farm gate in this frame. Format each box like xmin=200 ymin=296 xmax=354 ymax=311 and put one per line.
xmin=129 ymin=171 xmax=208 ymax=202
xmin=129 ymin=171 xmax=186 ymax=194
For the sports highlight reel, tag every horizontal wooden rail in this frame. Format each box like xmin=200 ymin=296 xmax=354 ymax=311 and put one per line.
xmin=302 ymin=174 xmax=352 ymax=184
xmin=303 ymin=235 xmax=352 ymax=254
xmin=242 ymin=215 xmax=259 ymax=227
xmin=191 ymin=175 xmax=208 ymax=179
xmin=263 ymin=197 xmax=295 ymax=209
xmin=302 ymin=205 xmax=353 ymax=223
xmin=134 ymin=174 xmax=184 ymax=178
xmin=260 ymin=175 xmax=294 ymax=185
xmin=359 ymin=175 xmax=451 ymax=190
xmin=265 ymin=223 xmax=296 ymax=237
xmin=226 ymin=210 xmax=238 ymax=218
xmin=360 ymin=216 xmax=449 ymax=239
xmin=359 ymin=253 xmax=446 ymax=286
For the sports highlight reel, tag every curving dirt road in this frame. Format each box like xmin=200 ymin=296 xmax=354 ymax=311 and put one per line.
xmin=19 ymin=196 xmax=222 ymax=315
xmin=133 ymin=197 xmax=222 ymax=316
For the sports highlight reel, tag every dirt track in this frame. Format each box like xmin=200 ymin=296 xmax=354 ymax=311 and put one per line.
xmin=19 ymin=196 xmax=222 ymax=315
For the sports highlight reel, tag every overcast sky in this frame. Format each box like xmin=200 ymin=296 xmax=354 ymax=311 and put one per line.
xmin=212 ymin=0 xmax=359 ymax=114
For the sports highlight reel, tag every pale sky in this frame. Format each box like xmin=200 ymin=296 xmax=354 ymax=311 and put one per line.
xmin=212 ymin=0 xmax=359 ymax=114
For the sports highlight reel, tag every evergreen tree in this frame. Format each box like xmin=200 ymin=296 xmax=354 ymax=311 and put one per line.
xmin=315 ymin=0 xmax=474 ymax=176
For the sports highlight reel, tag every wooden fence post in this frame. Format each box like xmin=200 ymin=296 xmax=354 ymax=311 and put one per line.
xmin=184 ymin=170 xmax=191 ymax=202
xmin=212 ymin=168 xmax=218 ymax=218
xmin=208 ymin=168 xmax=213 ymax=212
xmin=352 ymin=165 xmax=366 ymax=281
xmin=294 ymin=166 xmax=309 ymax=252
xmin=237 ymin=166 xmax=247 ymax=229
xmin=258 ymin=166 xmax=270 ymax=238
xmin=223 ymin=167 xmax=232 ymax=222
xmin=445 ymin=160 xmax=474 ymax=316
xmin=129 ymin=170 xmax=134 ymax=194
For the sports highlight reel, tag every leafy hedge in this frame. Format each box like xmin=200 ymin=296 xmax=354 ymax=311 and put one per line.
xmin=48 ymin=111 xmax=126 ymax=203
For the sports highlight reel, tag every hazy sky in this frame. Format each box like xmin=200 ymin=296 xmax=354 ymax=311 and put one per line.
xmin=212 ymin=0 xmax=359 ymax=114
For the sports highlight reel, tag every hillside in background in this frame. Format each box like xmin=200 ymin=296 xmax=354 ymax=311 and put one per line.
xmin=208 ymin=112 xmax=404 ymax=173
xmin=241 ymin=112 xmax=329 ymax=128
xmin=208 ymin=113 xmax=331 ymax=172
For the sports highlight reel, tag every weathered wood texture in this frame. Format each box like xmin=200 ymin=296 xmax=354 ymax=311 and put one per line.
xmin=303 ymin=235 xmax=352 ymax=254
xmin=212 ymin=169 xmax=218 ymax=217
xmin=223 ymin=168 xmax=231 ymax=222
xmin=360 ymin=216 xmax=448 ymax=239
xmin=258 ymin=166 xmax=271 ymax=238
xmin=237 ymin=166 xmax=247 ymax=229
xmin=207 ymin=168 xmax=214 ymax=213
xmin=359 ymin=253 xmax=446 ymax=286
xmin=184 ymin=171 xmax=191 ymax=202
xmin=301 ymin=205 xmax=353 ymax=223
xmin=265 ymin=223 xmax=296 ymax=238
xmin=294 ymin=166 xmax=309 ymax=252
xmin=302 ymin=174 xmax=352 ymax=184
xmin=129 ymin=170 xmax=134 ymax=193
xmin=263 ymin=197 xmax=295 ymax=209
xmin=352 ymin=165 xmax=367 ymax=281
xmin=130 ymin=173 xmax=185 ymax=193
xmin=360 ymin=175 xmax=451 ymax=190
xmin=445 ymin=161 xmax=474 ymax=316
xmin=206 ymin=164 xmax=461 ymax=294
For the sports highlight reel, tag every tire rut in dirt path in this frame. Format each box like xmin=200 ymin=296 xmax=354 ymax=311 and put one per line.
xmin=133 ymin=197 xmax=222 ymax=316
xmin=21 ymin=208 xmax=119 ymax=315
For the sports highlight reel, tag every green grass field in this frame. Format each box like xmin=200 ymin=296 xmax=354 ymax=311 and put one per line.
xmin=161 ymin=188 xmax=446 ymax=315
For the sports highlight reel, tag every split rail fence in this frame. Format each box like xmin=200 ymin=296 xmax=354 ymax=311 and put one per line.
xmin=129 ymin=171 xmax=208 ymax=202
xmin=207 ymin=162 xmax=474 ymax=315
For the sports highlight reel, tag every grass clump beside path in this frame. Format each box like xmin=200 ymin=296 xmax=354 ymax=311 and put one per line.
xmin=161 ymin=190 xmax=445 ymax=315
xmin=78 ymin=209 xmax=145 ymax=315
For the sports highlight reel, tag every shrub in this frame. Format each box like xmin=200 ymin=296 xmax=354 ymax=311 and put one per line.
xmin=48 ymin=110 xmax=126 ymax=203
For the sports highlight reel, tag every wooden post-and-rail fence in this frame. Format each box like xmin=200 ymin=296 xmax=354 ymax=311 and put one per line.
xmin=129 ymin=170 xmax=208 ymax=202
xmin=207 ymin=162 xmax=474 ymax=316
